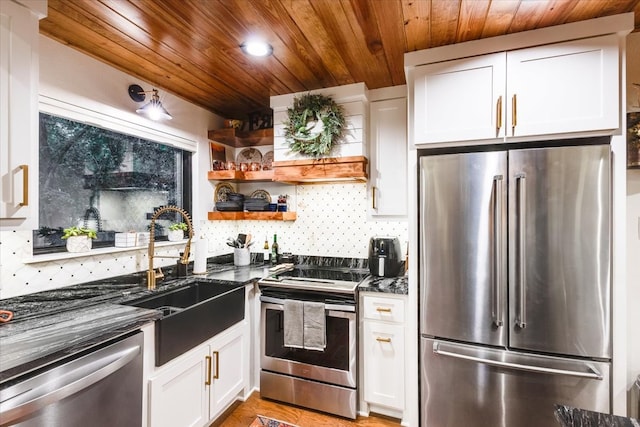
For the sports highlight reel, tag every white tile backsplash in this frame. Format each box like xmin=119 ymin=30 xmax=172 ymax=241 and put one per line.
xmin=0 ymin=182 xmax=407 ymax=298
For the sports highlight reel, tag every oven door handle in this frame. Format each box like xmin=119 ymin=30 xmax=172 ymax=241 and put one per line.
xmin=260 ymin=295 xmax=355 ymax=313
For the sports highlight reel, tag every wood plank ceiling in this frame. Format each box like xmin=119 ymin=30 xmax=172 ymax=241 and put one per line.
xmin=40 ymin=0 xmax=640 ymax=120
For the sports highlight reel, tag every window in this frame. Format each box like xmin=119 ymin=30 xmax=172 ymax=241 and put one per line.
xmin=34 ymin=113 xmax=192 ymax=253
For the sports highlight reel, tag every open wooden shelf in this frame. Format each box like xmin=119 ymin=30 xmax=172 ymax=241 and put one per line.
xmin=207 ymin=169 xmax=274 ymax=182
xmin=207 ymin=211 xmax=297 ymax=221
xmin=208 ymin=128 xmax=273 ymax=147
xmin=272 ymin=155 xmax=368 ymax=183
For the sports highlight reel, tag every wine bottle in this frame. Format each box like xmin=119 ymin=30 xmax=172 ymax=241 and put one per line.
xmin=271 ymin=234 xmax=279 ymax=265
xmin=263 ymin=236 xmax=270 ymax=264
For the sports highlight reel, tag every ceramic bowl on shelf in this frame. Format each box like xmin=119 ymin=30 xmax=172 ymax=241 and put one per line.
xmin=236 ymin=148 xmax=262 ymax=164
xmin=262 ymin=151 xmax=274 ymax=170
xmin=214 ymin=182 xmax=235 ymax=202
xmin=250 ymin=189 xmax=271 ymax=202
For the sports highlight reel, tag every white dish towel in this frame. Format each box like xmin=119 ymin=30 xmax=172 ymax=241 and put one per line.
xmin=303 ymin=301 xmax=326 ymax=351
xmin=283 ymin=299 xmax=304 ymax=348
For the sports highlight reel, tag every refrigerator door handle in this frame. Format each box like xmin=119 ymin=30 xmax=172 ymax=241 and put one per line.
xmin=515 ymin=172 xmax=527 ymax=329
xmin=432 ymin=342 xmax=603 ymax=380
xmin=492 ymin=175 xmax=504 ymax=327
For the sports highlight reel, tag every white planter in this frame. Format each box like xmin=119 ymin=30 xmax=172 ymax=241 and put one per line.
xmin=168 ymin=229 xmax=184 ymax=241
xmin=66 ymin=235 xmax=92 ymax=252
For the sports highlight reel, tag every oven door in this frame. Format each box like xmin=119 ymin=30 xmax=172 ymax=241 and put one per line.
xmin=260 ymin=296 xmax=356 ymax=388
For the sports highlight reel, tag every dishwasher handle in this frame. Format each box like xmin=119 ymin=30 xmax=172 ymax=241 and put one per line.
xmin=0 ymin=342 xmax=141 ymax=424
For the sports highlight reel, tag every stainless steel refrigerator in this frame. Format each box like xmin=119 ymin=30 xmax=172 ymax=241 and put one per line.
xmin=419 ymin=142 xmax=611 ymax=427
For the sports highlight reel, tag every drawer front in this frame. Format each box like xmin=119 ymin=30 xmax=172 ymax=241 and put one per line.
xmin=362 ymin=295 xmax=405 ymax=323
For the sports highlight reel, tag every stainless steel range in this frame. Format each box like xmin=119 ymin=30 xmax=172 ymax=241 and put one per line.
xmin=258 ymin=265 xmax=367 ymax=419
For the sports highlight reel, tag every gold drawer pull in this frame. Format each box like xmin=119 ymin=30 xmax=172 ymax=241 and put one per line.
xmin=511 ymin=94 xmax=517 ymax=135
xmin=496 ymin=96 xmax=502 ymax=135
xmin=19 ymin=165 xmax=28 ymax=206
xmin=213 ymin=350 xmax=219 ymax=379
xmin=376 ymin=337 xmax=392 ymax=343
xmin=372 ymin=186 xmax=377 ymax=210
xmin=376 ymin=307 xmax=392 ymax=313
xmin=205 ymin=355 xmax=212 ymax=385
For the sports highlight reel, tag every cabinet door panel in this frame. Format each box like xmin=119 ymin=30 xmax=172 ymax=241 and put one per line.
xmin=0 ymin=0 xmax=37 ymax=225
xmin=209 ymin=329 xmax=245 ymax=419
xmin=413 ymin=52 xmax=506 ymax=144
xmin=506 ymin=34 xmax=619 ymax=137
xmin=369 ymin=97 xmax=407 ymax=217
xmin=149 ymin=347 xmax=209 ymax=427
xmin=363 ymin=321 xmax=405 ymax=410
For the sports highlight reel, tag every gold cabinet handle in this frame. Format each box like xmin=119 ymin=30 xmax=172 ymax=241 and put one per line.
xmin=19 ymin=164 xmax=28 ymax=206
xmin=372 ymin=186 xmax=377 ymax=210
xmin=205 ymin=355 xmax=212 ymax=385
xmin=511 ymin=94 xmax=517 ymax=135
xmin=496 ymin=96 xmax=502 ymax=135
xmin=213 ymin=350 xmax=219 ymax=379
xmin=376 ymin=307 xmax=392 ymax=313
xmin=376 ymin=337 xmax=392 ymax=343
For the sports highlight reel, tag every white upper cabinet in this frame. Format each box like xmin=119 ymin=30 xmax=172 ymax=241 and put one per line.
xmin=506 ymin=34 xmax=619 ymax=138
xmin=413 ymin=53 xmax=506 ymax=144
xmin=0 ymin=0 xmax=42 ymax=229
xmin=369 ymin=93 xmax=408 ymax=218
xmin=411 ymin=33 xmax=620 ymax=145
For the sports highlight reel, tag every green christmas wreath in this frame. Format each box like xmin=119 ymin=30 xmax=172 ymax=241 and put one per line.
xmin=283 ymin=93 xmax=347 ymax=157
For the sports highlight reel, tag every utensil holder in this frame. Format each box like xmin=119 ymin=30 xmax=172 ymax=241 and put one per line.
xmin=234 ymin=247 xmax=250 ymax=266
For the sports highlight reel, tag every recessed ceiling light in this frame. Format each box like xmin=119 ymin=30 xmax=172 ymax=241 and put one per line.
xmin=240 ymin=40 xmax=273 ymax=57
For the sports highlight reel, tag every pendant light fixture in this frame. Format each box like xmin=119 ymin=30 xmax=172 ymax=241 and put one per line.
xmin=128 ymin=84 xmax=172 ymax=121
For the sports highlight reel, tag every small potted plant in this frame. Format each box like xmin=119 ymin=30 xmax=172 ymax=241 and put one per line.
xmin=62 ymin=226 xmax=97 ymax=252
xmin=168 ymin=222 xmax=188 ymax=241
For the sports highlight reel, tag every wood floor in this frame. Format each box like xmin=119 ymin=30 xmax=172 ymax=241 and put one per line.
xmin=212 ymin=392 xmax=402 ymax=427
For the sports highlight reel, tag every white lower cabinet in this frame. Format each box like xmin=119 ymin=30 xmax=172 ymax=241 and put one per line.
xmin=209 ymin=326 xmax=245 ymax=419
xmin=361 ymin=293 xmax=406 ymax=420
xmin=148 ymin=322 xmax=246 ymax=427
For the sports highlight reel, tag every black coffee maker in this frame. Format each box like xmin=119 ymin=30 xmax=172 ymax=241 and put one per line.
xmin=368 ymin=236 xmax=403 ymax=277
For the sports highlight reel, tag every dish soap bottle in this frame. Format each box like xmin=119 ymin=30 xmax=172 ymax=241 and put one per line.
xmin=263 ymin=236 xmax=270 ymax=264
xmin=271 ymin=234 xmax=279 ymax=265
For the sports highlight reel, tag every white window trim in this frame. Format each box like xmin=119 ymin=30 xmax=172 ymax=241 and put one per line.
xmin=39 ymin=95 xmax=198 ymax=152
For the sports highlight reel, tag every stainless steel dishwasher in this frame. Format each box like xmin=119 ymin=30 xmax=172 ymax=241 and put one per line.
xmin=0 ymin=331 xmax=143 ymax=427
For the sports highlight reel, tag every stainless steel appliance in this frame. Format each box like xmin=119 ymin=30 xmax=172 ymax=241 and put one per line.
xmin=0 ymin=331 xmax=143 ymax=426
xmin=258 ymin=266 xmax=367 ymax=419
xmin=631 ymin=374 xmax=640 ymax=419
xmin=368 ymin=236 xmax=403 ymax=277
xmin=419 ymin=141 xmax=612 ymax=427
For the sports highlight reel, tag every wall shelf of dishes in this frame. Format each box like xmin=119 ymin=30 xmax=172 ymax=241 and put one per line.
xmin=207 ymin=211 xmax=297 ymax=221
xmin=208 ymin=126 xmax=294 ymax=221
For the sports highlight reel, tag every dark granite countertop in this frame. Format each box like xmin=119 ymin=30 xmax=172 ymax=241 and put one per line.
xmin=0 ymin=254 xmax=376 ymax=385
xmin=358 ymin=274 xmax=408 ymax=295
xmin=0 ymin=256 xmax=267 ymax=385
xmin=555 ymin=405 xmax=639 ymax=426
